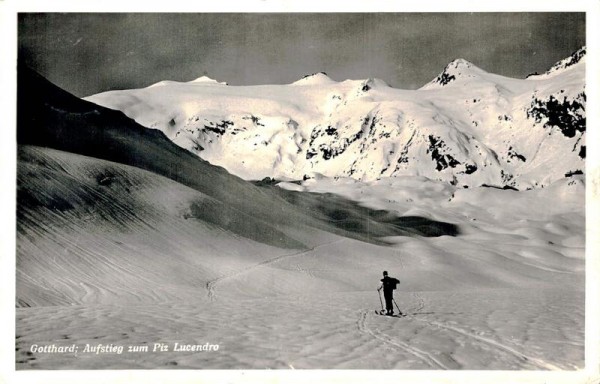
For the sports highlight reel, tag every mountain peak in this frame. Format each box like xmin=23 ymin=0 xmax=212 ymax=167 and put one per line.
xmin=421 ymin=58 xmax=485 ymax=89
xmin=291 ymin=72 xmax=336 ymax=86
xmin=359 ymin=78 xmax=389 ymax=92
xmin=86 ymin=52 xmax=585 ymax=190
xmin=547 ymin=46 xmax=586 ymax=73
xmin=189 ymin=76 xmax=227 ymax=85
xmin=447 ymin=58 xmax=475 ymax=69
xmin=528 ymin=47 xmax=586 ymax=79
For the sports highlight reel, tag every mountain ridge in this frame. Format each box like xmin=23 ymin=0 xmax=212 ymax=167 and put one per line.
xmin=86 ymin=48 xmax=586 ymax=189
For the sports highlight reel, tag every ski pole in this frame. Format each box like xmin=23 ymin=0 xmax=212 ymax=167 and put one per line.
xmin=393 ymin=298 xmax=403 ymax=316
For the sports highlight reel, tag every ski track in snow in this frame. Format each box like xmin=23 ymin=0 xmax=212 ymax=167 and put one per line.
xmin=206 ymin=239 xmax=343 ymax=301
xmin=16 ymin=54 xmax=587 ymax=371
xmin=357 ymin=309 xmax=451 ymax=370
xmin=410 ymin=315 xmax=561 ymax=370
xmin=16 ymin=148 xmax=585 ymax=370
xmin=404 ymin=292 xmax=561 ymax=370
xmin=354 ymin=291 xmax=567 ymax=370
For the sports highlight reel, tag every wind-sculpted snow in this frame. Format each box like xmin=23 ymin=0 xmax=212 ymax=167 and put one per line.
xmin=16 ymin=66 xmax=460 ymax=306
xmin=87 ymin=48 xmax=585 ymax=190
xmin=16 ymin=66 xmax=584 ymax=370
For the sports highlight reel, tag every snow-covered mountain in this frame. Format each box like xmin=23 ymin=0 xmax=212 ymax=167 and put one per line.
xmin=527 ymin=46 xmax=586 ymax=79
xmin=87 ymin=48 xmax=586 ymax=189
xmin=17 ymin=65 xmax=460 ymax=306
xmin=16 ymin=66 xmax=585 ymax=370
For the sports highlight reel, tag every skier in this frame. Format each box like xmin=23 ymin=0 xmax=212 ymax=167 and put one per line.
xmin=377 ymin=270 xmax=400 ymax=316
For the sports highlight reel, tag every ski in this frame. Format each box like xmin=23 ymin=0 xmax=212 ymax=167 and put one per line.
xmin=374 ymin=310 xmax=406 ymax=318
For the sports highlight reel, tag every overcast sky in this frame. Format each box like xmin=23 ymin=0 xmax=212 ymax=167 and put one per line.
xmin=18 ymin=13 xmax=585 ymax=97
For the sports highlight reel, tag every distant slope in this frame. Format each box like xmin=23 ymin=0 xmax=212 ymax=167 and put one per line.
xmin=87 ymin=48 xmax=586 ymax=189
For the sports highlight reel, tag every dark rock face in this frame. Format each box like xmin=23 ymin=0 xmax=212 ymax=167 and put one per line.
xmin=202 ymin=120 xmax=234 ymax=135
xmin=527 ymin=93 xmax=586 ymax=138
xmin=464 ymin=164 xmax=478 ymax=174
xmin=431 ymin=59 xmax=472 ymax=86
xmin=426 ymin=135 xmax=460 ymax=171
xmin=565 ymin=169 xmax=583 ymax=177
xmin=507 ymin=147 xmax=526 ymax=163
xmin=306 ymin=115 xmax=378 ymax=161
xmin=548 ymin=47 xmax=587 ymax=73
xmin=567 ymin=47 xmax=586 ymax=67
xmin=434 ymin=72 xmax=456 ymax=86
xmin=306 ymin=149 xmax=318 ymax=160
xmin=325 ymin=126 xmax=337 ymax=136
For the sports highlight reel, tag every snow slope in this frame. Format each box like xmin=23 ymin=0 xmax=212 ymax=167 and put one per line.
xmin=15 ymin=67 xmax=584 ymax=371
xmin=87 ymin=49 xmax=586 ymax=190
xmin=16 ymin=145 xmax=584 ymax=369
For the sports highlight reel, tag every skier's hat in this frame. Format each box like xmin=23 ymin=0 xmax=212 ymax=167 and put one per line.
xmin=383 ymin=270 xmax=388 ymax=276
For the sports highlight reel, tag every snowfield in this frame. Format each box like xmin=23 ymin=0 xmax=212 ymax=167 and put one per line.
xmin=15 ymin=50 xmax=586 ymax=372
xmin=16 ymin=147 xmax=584 ymax=370
xmin=87 ymin=49 xmax=586 ymax=190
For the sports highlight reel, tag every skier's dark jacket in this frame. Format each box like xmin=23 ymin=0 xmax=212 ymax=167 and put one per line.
xmin=380 ymin=276 xmax=399 ymax=295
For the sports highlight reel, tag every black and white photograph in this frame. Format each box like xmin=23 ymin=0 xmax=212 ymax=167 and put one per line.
xmin=3 ymin=2 xmax=600 ymax=383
